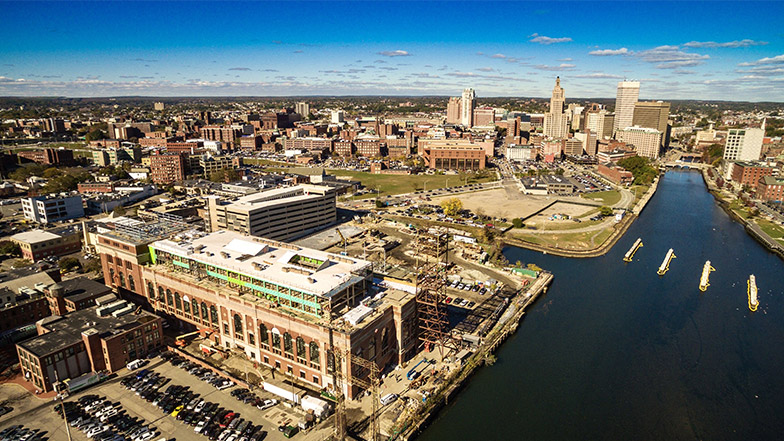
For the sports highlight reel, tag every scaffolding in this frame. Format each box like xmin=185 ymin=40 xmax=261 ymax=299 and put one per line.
xmin=114 ymin=212 xmax=190 ymax=242
xmin=415 ymin=228 xmax=454 ymax=353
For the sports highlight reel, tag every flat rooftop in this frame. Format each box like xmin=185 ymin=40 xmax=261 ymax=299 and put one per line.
xmin=18 ymin=303 xmax=159 ymax=357
xmin=220 ymin=184 xmax=332 ymax=214
xmin=150 ymin=230 xmax=372 ymax=298
xmin=57 ymin=277 xmax=113 ymax=304
xmin=11 ymin=229 xmax=61 ymax=244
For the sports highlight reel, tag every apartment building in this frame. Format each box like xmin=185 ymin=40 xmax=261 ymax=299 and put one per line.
xmin=22 ymin=194 xmax=84 ymax=224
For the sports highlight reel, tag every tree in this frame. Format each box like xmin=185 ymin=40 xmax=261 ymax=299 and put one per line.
xmin=512 ymin=218 xmax=524 ymax=228
xmin=85 ymin=128 xmax=107 ymax=141
xmin=82 ymin=258 xmax=102 ymax=274
xmin=58 ymin=257 xmax=81 ymax=272
xmin=600 ymin=206 xmax=614 ymax=216
xmin=375 ymin=199 xmax=386 ymax=209
xmin=440 ymin=198 xmax=463 ymax=216
xmin=0 ymin=241 xmax=21 ymax=257
xmin=112 ymin=205 xmax=126 ymax=216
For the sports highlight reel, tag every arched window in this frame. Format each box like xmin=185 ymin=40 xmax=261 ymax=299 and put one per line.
xmin=158 ymin=286 xmax=165 ymax=302
xmin=326 ymin=350 xmax=335 ymax=372
xmin=118 ymin=272 xmax=125 ymax=287
xmin=283 ymin=333 xmax=293 ymax=354
xmin=258 ymin=324 xmax=268 ymax=345
xmin=210 ymin=305 xmax=218 ymax=324
xmin=128 ymin=274 xmax=135 ymax=291
xmin=202 ymin=303 xmax=210 ymax=323
xmin=233 ymin=314 xmax=243 ymax=334
xmin=183 ymin=299 xmax=191 ymax=315
xmin=310 ymin=342 xmax=320 ymax=365
xmin=174 ymin=292 xmax=182 ymax=311
xmin=147 ymin=282 xmax=154 ymax=299
xmin=192 ymin=300 xmax=199 ymax=319
xmin=166 ymin=289 xmax=173 ymax=306
xmin=296 ymin=337 xmax=306 ymax=359
xmin=272 ymin=333 xmax=281 ymax=349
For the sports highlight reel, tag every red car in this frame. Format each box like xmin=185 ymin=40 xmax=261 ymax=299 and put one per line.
xmin=220 ymin=412 xmax=236 ymax=428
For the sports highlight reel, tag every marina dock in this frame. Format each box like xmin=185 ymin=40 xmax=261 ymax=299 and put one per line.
xmin=623 ymin=238 xmax=643 ymax=262
xmin=698 ymin=260 xmax=715 ymax=292
xmin=657 ymin=248 xmax=676 ymax=275
xmin=748 ymin=275 xmax=758 ymax=312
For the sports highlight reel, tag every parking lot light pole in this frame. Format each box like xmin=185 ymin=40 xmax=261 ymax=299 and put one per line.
xmin=54 ymin=369 xmax=73 ymax=441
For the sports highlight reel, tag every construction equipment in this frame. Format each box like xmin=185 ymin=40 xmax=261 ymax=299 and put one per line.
xmin=175 ymin=329 xmax=206 ymax=347
xmin=336 ymin=228 xmax=347 ymax=254
xmin=349 ymin=352 xmax=381 ymax=441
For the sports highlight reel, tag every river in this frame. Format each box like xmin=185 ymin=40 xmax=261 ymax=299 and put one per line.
xmin=417 ymin=170 xmax=784 ymax=441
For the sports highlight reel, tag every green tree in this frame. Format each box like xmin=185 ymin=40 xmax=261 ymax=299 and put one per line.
xmin=85 ymin=128 xmax=107 ymax=141
xmin=512 ymin=218 xmax=524 ymax=228
xmin=0 ymin=241 xmax=22 ymax=257
xmin=600 ymin=206 xmax=614 ymax=216
xmin=58 ymin=257 xmax=81 ymax=272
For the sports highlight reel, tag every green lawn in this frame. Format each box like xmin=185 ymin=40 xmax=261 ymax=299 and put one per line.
xmin=581 ymin=190 xmax=621 ymax=206
xmin=244 ymin=158 xmax=293 ymax=167
xmin=757 ymin=219 xmax=784 ymax=244
xmin=326 ymin=170 xmax=496 ymax=197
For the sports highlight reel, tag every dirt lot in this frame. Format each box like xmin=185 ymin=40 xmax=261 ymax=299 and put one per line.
xmin=0 ymin=355 xmax=333 ymax=441
xmin=431 ymin=188 xmax=551 ymax=219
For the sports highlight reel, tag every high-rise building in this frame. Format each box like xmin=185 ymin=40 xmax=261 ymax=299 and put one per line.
xmin=543 ymin=77 xmax=568 ymax=139
xmin=473 ymin=107 xmax=495 ymax=127
xmin=295 ymin=102 xmax=310 ymax=117
xmin=586 ymin=109 xmax=614 ymax=140
xmin=446 ymin=97 xmax=461 ymax=124
xmin=633 ymin=101 xmax=671 ymax=147
xmin=615 ymin=126 xmax=662 ymax=159
xmin=723 ymin=128 xmax=763 ymax=162
xmin=153 ymin=101 xmax=165 ymax=111
xmin=461 ymin=88 xmax=475 ymax=127
xmin=331 ymin=110 xmax=345 ymax=124
xmin=613 ymin=81 xmax=640 ymax=132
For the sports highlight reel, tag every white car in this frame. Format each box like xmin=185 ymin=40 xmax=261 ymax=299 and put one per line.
xmin=256 ymin=398 xmax=278 ymax=410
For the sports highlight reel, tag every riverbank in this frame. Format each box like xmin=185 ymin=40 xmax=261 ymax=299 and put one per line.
xmin=700 ymin=167 xmax=784 ymax=260
xmin=394 ymin=272 xmax=554 ymax=440
xmin=501 ymin=178 xmax=659 ymax=258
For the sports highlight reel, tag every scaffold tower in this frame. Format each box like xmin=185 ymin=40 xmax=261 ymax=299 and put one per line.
xmin=415 ymin=228 xmax=453 ymax=352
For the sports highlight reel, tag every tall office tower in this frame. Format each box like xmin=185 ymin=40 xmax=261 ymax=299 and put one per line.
xmin=633 ymin=101 xmax=671 ymax=147
xmin=568 ymin=103 xmax=584 ymax=131
xmin=543 ymin=77 xmax=569 ymax=139
xmin=446 ymin=97 xmax=461 ymax=124
xmin=461 ymin=88 xmax=475 ymax=127
xmin=723 ymin=128 xmax=764 ymax=161
xmin=615 ymin=126 xmax=662 ymax=159
xmin=613 ymin=81 xmax=640 ymax=132
xmin=295 ymin=102 xmax=310 ymax=117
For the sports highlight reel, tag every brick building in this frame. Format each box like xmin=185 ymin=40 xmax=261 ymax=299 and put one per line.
xmin=758 ymin=176 xmax=784 ymax=202
xmin=17 ymin=148 xmax=74 ymax=166
xmin=730 ymin=161 xmax=775 ymax=189
xmin=44 ymin=277 xmax=113 ymax=316
xmin=597 ymin=163 xmax=634 ymax=185
xmin=418 ymin=139 xmax=487 ymax=171
xmin=150 ymin=153 xmax=186 ymax=185
xmin=11 ymin=228 xmax=82 ymax=262
xmin=16 ymin=298 xmax=163 ymax=392
xmin=94 ymin=228 xmax=418 ymax=399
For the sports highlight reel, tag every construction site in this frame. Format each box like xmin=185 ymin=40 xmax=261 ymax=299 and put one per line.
xmin=104 ymin=208 xmax=552 ymax=441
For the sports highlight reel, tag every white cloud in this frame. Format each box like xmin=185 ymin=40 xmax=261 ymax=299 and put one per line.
xmin=589 ymin=48 xmax=630 ymax=56
xmin=533 ymin=63 xmax=576 ymax=71
xmin=683 ymin=39 xmax=767 ymax=48
xmin=635 ymin=46 xmax=709 ymax=69
xmin=491 ymin=53 xmax=506 ymax=59
xmin=738 ymin=54 xmax=784 ymax=66
xmin=529 ymin=33 xmax=572 ymax=45
xmin=377 ymin=50 xmax=410 ymax=57
xmin=573 ymin=73 xmax=623 ymax=79
xmin=477 ymin=67 xmax=494 ymax=72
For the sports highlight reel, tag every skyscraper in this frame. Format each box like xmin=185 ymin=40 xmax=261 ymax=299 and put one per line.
xmin=295 ymin=102 xmax=310 ymax=117
xmin=543 ymin=77 xmax=568 ymax=139
xmin=446 ymin=97 xmax=461 ymax=124
xmin=723 ymin=128 xmax=763 ymax=162
xmin=613 ymin=81 xmax=640 ymax=133
xmin=461 ymin=88 xmax=475 ymax=127
xmin=633 ymin=101 xmax=670 ymax=147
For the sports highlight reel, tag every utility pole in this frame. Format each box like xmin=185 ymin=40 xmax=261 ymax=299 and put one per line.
xmin=54 ymin=370 xmax=73 ymax=441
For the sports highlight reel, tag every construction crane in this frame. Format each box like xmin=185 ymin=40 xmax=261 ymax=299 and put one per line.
xmin=336 ymin=228 xmax=347 ymax=255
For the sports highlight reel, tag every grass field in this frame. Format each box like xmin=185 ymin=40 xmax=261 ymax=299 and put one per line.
xmin=326 ymin=170 xmax=497 ymax=197
xmin=581 ymin=190 xmax=621 ymax=206
xmin=757 ymin=219 xmax=784 ymax=245
xmin=509 ymin=227 xmax=615 ymax=250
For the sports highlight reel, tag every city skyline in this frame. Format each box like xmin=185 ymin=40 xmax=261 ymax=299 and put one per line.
xmin=1 ymin=1 xmax=783 ymax=101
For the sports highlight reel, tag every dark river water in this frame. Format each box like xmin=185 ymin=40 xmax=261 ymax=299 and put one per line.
xmin=418 ymin=170 xmax=784 ymax=441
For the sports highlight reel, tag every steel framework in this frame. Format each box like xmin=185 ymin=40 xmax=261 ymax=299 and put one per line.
xmin=414 ymin=228 xmax=453 ymax=352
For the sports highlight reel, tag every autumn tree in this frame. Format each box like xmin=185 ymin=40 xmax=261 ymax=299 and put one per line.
xmin=440 ymin=198 xmax=463 ymax=216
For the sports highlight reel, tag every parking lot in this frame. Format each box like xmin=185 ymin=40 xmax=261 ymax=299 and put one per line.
xmin=0 ymin=353 xmax=334 ymax=441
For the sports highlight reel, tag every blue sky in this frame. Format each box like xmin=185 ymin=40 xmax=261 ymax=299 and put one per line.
xmin=1 ymin=1 xmax=783 ymax=101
